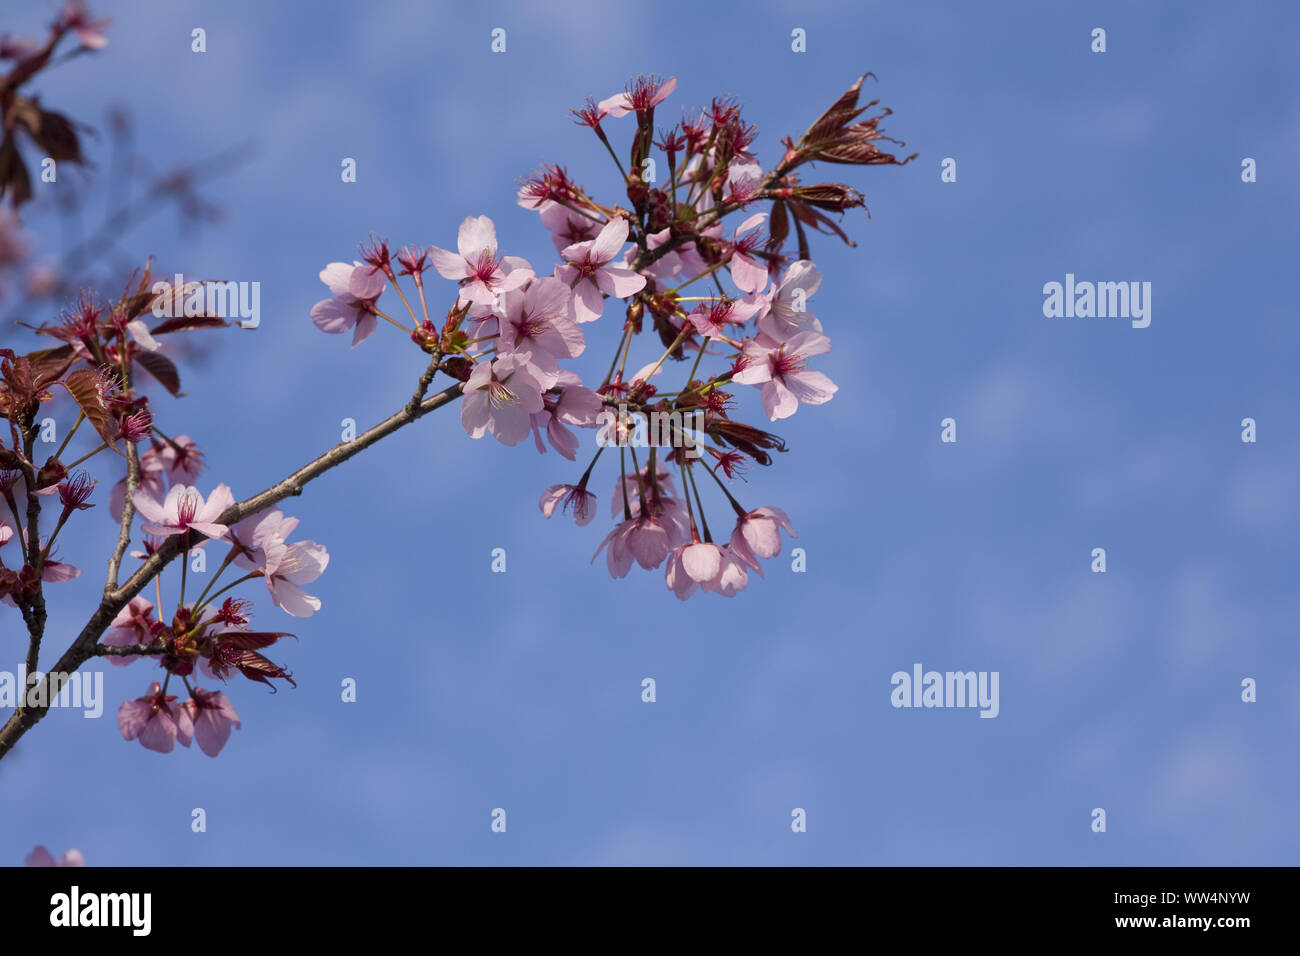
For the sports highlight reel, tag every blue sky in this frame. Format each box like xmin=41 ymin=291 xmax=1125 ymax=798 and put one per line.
xmin=2 ymin=0 xmax=1298 ymax=865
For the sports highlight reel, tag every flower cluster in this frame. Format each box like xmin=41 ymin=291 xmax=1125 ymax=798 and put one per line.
xmin=311 ymin=73 xmax=911 ymax=599
xmin=102 ymin=496 xmax=329 ymax=755
xmin=1 ymin=67 xmax=909 ymax=769
xmin=1 ymin=260 xmax=328 ymax=758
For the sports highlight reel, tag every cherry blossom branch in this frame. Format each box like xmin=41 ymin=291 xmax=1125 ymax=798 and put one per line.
xmin=92 ymin=639 xmax=165 ymax=658
xmin=104 ymin=441 xmax=139 ymax=592
xmin=16 ymin=421 xmax=47 ymax=689
xmin=0 ymin=361 xmax=461 ymax=762
xmin=3 ymin=66 xmax=914 ymax=780
xmin=106 ymin=343 xmax=140 ymax=594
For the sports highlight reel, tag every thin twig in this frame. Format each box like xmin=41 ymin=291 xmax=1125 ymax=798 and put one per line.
xmin=104 ymin=441 xmax=140 ymax=593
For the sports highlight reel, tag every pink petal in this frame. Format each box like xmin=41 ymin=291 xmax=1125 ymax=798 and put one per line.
xmin=269 ymin=577 xmax=321 ymax=618
xmin=456 ymin=215 xmax=498 ymax=259
xmin=310 ymin=297 xmax=356 ymax=333
xmin=590 ymin=218 xmax=630 ymax=264
xmin=571 ymin=282 xmax=605 ymax=323
xmin=319 ymin=262 xmax=355 ymax=297
xmin=539 ymin=484 xmax=568 ymax=518
xmin=137 ymin=711 xmax=177 ymax=753
xmin=351 ymin=311 xmax=378 ymax=347
xmin=762 ymin=379 xmax=799 ymax=421
xmin=193 ymin=708 xmax=236 ymax=757
xmin=428 ymin=246 xmax=470 ymax=280
xmin=681 ymin=542 xmax=721 ymax=582
xmin=130 ymin=489 xmax=168 ymax=524
xmin=348 ymin=266 xmax=386 ymax=301
xmin=785 ymin=369 xmax=838 ymax=406
xmin=741 ymin=516 xmax=782 ymax=559
xmin=597 ymin=93 xmax=633 ymax=118
xmin=595 ymin=266 xmax=647 ymax=299
xmin=729 ymin=253 xmax=768 ymax=294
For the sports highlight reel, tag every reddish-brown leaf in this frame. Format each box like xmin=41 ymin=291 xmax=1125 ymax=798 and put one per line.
xmin=26 ymin=345 xmax=77 ymax=389
xmin=25 ymin=108 xmax=84 ymax=163
xmin=232 ymin=650 xmax=296 ymax=690
xmin=0 ymin=135 xmax=32 ymax=207
xmin=135 ymin=351 xmax=183 ymax=396
xmin=148 ymin=315 xmax=231 ymax=336
xmin=57 ymin=369 xmax=118 ymax=445
xmin=804 ymin=73 xmax=875 ymax=144
xmin=215 ymin=632 xmax=293 ymax=651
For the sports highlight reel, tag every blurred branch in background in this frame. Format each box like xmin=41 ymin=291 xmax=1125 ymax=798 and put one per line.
xmin=0 ymin=109 xmax=251 ymax=347
xmin=0 ymin=2 xmax=248 ymax=347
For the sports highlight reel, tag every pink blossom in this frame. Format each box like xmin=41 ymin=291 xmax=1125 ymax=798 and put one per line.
xmin=598 ymin=75 xmax=677 ymax=118
xmin=57 ymin=1 xmax=111 ymax=51
xmin=264 ymin=540 xmax=328 ymax=618
xmin=109 ymin=436 xmax=204 ymax=520
xmin=99 ymin=596 xmax=158 ymax=667
xmin=664 ymin=541 xmax=724 ymax=600
xmin=701 ymin=545 xmax=752 ymax=597
xmin=156 ymin=434 xmax=205 ymax=485
xmin=182 ymin=687 xmax=242 ymax=757
xmin=724 ymin=162 xmax=765 ymax=204
xmin=231 ymin=510 xmax=329 ymax=618
xmin=631 ymin=228 xmax=708 ymax=293
xmin=729 ymin=506 xmax=796 ymax=563
xmin=229 ymin=508 xmax=290 ymax=571
xmin=132 ymin=483 xmax=235 ymax=539
xmin=539 ymin=483 xmax=597 ymax=526
xmin=726 ymin=213 xmax=769 ymax=294
xmin=496 ymin=276 xmax=585 ymax=372
xmin=554 ymin=218 xmax=646 ymax=323
xmin=429 ymin=215 xmax=534 ymax=307
xmin=114 ymin=409 xmax=154 ymax=444
xmin=0 ymin=536 xmax=83 ymax=593
xmin=25 ymin=846 xmax=84 ymax=867
xmin=118 ymin=681 xmax=193 ymax=754
xmin=461 ymin=353 xmax=548 ymax=446
xmin=539 ymin=201 xmax=601 ymax=253
xmin=731 ymin=331 xmax=838 ymax=420
xmin=529 ymin=411 xmax=574 ymax=459
xmin=610 ymin=467 xmax=679 ymax=516
xmin=687 ymin=296 xmax=763 ymax=339
xmin=530 ymin=381 xmax=602 ymax=460
xmin=592 ymin=490 xmax=690 ymax=577
xmin=593 ymin=512 xmax=678 ymax=577
xmin=311 ymin=261 xmax=386 ymax=347
xmin=110 ymin=447 xmax=165 ymax=522
xmin=757 ymin=260 xmax=823 ymax=341
xmin=40 ymin=553 xmax=80 ymax=582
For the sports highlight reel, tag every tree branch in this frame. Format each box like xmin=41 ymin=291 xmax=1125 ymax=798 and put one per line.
xmin=15 ymin=420 xmax=47 ymax=715
xmin=91 ymin=640 xmax=165 ymax=658
xmin=0 ymin=364 xmax=462 ymax=762
xmin=104 ymin=440 xmax=139 ymax=593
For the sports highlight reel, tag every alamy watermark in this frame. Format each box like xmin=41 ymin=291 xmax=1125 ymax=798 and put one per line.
xmin=890 ymin=663 xmax=999 ymax=718
xmin=1042 ymin=273 xmax=1151 ymax=328
xmin=50 ymin=887 xmax=151 ymax=936
xmin=151 ymin=273 xmax=260 ymax=328
xmin=595 ymin=404 xmax=705 ymax=459
xmin=0 ymin=668 xmax=103 ymax=718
